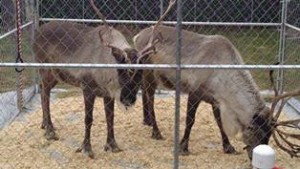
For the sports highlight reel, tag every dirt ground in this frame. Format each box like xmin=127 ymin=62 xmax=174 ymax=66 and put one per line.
xmin=0 ymin=93 xmax=299 ymax=169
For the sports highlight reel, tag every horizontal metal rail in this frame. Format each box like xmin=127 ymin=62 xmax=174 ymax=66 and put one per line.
xmin=1 ymin=62 xmax=300 ymax=70
xmin=0 ymin=21 xmax=33 ymax=40
xmin=39 ymin=18 xmax=281 ymax=27
xmin=286 ymin=23 xmax=300 ymax=32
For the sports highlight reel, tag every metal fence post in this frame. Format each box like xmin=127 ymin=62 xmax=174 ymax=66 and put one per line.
xmin=33 ymin=0 xmax=40 ymax=93
xmin=34 ymin=0 xmax=39 ymax=29
xmin=277 ymin=0 xmax=288 ymax=93
xmin=157 ymin=0 xmax=164 ymax=95
xmin=174 ymin=0 xmax=182 ymax=168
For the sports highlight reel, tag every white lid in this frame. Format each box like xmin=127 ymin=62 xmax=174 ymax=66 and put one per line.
xmin=252 ymin=144 xmax=275 ymax=169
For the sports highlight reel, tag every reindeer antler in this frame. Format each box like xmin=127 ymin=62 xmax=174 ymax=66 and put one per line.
xmin=90 ymin=0 xmax=109 ymax=29
xmin=153 ymin=0 xmax=176 ymax=31
xmin=137 ymin=0 xmax=176 ymax=63
xmin=269 ymin=69 xmax=300 ymax=121
xmin=269 ymin=69 xmax=300 ymax=157
xmin=151 ymin=0 xmax=176 ymax=45
xmin=273 ymin=129 xmax=300 ymax=157
xmin=90 ymin=0 xmax=114 ymax=47
xmin=273 ymin=122 xmax=300 ymax=157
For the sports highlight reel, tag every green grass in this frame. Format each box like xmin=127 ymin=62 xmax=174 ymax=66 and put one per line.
xmin=281 ymin=43 xmax=300 ymax=92
xmin=0 ymin=30 xmax=37 ymax=93
xmin=1 ymin=26 xmax=300 ymax=94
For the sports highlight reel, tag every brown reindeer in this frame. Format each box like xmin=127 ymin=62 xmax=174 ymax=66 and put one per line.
xmin=32 ymin=0 xmax=151 ymax=158
xmin=133 ymin=0 xmax=300 ymax=160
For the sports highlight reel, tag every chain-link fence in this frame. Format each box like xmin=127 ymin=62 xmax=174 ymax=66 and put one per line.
xmin=0 ymin=0 xmax=300 ymax=168
xmin=285 ymin=0 xmax=300 ymax=92
xmin=0 ymin=0 xmax=36 ymax=130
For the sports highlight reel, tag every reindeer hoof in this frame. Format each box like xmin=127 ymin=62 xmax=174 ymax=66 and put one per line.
xmin=179 ymin=141 xmax=190 ymax=155
xmin=104 ymin=142 xmax=122 ymax=152
xmin=76 ymin=144 xmax=95 ymax=159
xmin=151 ymin=131 xmax=164 ymax=140
xmin=44 ymin=130 xmax=59 ymax=140
xmin=179 ymin=149 xmax=190 ymax=156
xmin=223 ymin=145 xmax=236 ymax=154
xmin=41 ymin=123 xmax=45 ymax=129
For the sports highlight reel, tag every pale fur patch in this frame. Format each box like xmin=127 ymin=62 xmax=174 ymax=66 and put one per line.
xmin=220 ymin=102 xmax=241 ymax=137
xmin=110 ymin=30 xmax=131 ymax=51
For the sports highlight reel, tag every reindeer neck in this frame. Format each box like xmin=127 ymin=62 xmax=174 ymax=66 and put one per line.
xmin=212 ymin=69 xmax=266 ymax=126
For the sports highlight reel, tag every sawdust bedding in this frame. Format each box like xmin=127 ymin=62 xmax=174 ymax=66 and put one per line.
xmin=0 ymin=93 xmax=299 ymax=169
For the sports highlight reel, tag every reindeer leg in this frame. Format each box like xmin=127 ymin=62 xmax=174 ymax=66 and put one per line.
xmin=211 ymin=103 xmax=236 ymax=154
xmin=39 ymin=69 xmax=58 ymax=140
xmin=147 ymin=83 xmax=163 ymax=140
xmin=142 ymin=70 xmax=156 ymax=126
xmin=142 ymin=84 xmax=152 ymax=126
xmin=148 ymin=89 xmax=163 ymax=140
xmin=103 ymin=97 xmax=122 ymax=152
xmin=142 ymin=71 xmax=163 ymax=139
xmin=76 ymin=88 xmax=96 ymax=158
xmin=179 ymin=92 xmax=201 ymax=155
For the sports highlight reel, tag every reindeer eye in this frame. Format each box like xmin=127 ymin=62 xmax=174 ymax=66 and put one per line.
xmin=247 ymin=126 xmax=254 ymax=131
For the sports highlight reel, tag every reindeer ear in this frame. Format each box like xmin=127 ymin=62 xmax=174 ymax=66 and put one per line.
xmin=98 ymin=27 xmax=111 ymax=45
xmin=98 ymin=30 xmax=106 ymax=44
xmin=155 ymin=31 xmax=164 ymax=42
xmin=111 ymin=47 xmax=126 ymax=63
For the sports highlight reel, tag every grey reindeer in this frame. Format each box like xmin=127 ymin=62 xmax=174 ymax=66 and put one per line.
xmin=133 ymin=0 xmax=300 ymax=160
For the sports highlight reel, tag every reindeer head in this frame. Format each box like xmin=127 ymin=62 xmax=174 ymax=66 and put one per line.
xmin=90 ymin=0 xmax=150 ymax=107
xmin=242 ymin=107 xmax=273 ymax=159
xmin=111 ymin=47 xmax=144 ymax=107
xmin=242 ymin=70 xmax=300 ymax=160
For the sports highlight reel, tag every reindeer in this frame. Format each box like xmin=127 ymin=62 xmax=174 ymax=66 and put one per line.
xmin=136 ymin=0 xmax=235 ymax=154
xmin=32 ymin=0 xmax=150 ymax=158
xmin=133 ymin=0 xmax=300 ymax=159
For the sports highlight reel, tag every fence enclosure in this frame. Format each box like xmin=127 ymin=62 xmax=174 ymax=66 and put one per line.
xmin=0 ymin=0 xmax=300 ymax=168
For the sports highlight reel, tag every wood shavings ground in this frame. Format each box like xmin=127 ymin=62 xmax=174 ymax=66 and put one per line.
xmin=0 ymin=93 xmax=299 ymax=169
